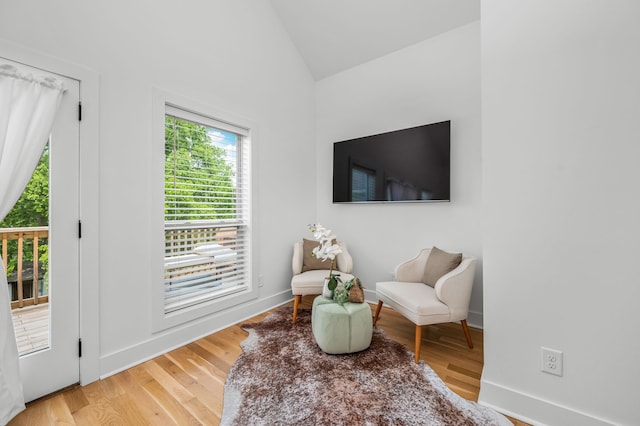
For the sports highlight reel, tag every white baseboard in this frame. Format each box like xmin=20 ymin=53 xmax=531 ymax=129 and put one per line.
xmin=478 ymin=379 xmax=615 ymax=426
xmin=364 ymin=289 xmax=484 ymax=329
xmin=364 ymin=288 xmax=377 ymax=305
xmin=467 ymin=309 xmax=483 ymax=329
xmin=99 ymin=290 xmax=292 ymax=379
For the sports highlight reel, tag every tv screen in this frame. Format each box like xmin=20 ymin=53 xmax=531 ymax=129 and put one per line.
xmin=333 ymin=120 xmax=450 ymax=203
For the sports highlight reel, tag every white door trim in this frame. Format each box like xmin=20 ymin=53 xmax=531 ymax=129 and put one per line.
xmin=0 ymin=38 xmax=100 ymax=386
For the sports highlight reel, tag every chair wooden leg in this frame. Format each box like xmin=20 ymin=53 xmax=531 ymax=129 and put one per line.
xmin=461 ymin=319 xmax=473 ymax=349
xmin=292 ymin=295 xmax=302 ymax=323
xmin=373 ymin=300 xmax=383 ymax=326
xmin=414 ymin=325 xmax=422 ymax=363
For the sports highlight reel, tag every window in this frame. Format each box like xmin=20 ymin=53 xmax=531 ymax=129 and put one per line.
xmin=162 ymin=105 xmax=251 ymax=315
xmin=351 ymin=165 xmax=376 ymax=202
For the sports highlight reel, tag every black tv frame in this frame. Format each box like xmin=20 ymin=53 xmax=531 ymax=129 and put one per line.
xmin=332 ymin=120 xmax=450 ymax=204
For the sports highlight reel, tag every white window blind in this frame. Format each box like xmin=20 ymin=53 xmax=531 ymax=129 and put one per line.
xmin=163 ymin=107 xmax=250 ymax=313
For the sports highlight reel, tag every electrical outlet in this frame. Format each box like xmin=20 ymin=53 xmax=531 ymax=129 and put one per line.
xmin=541 ymin=347 xmax=563 ymax=377
xmin=258 ymin=275 xmax=264 ymax=287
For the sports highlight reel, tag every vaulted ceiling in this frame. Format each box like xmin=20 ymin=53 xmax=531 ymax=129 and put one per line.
xmin=269 ymin=0 xmax=480 ymax=80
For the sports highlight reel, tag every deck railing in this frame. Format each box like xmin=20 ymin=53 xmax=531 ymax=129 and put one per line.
xmin=1 ymin=226 xmax=48 ymax=309
xmin=165 ymin=224 xmax=238 ymax=255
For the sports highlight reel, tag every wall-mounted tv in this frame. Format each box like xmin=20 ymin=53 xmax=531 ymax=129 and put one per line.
xmin=333 ymin=120 xmax=450 ymax=203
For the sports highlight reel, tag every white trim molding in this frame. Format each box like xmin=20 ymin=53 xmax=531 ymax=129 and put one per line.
xmin=100 ymin=289 xmax=291 ymax=379
xmin=151 ymin=88 xmax=260 ymax=332
xmin=479 ymin=379 xmax=617 ymax=426
xmin=467 ymin=309 xmax=483 ymax=329
xmin=0 ymin=38 xmax=101 ymax=386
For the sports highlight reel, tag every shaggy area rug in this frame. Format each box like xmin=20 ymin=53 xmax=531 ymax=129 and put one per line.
xmin=221 ymin=307 xmax=511 ymax=426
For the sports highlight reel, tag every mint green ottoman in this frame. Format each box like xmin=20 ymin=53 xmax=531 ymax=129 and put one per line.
xmin=311 ymin=296 xmax=373 ymax=354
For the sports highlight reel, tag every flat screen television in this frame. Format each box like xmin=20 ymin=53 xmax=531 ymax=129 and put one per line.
xmin=333 ymin=120 xmax=450 ymax=203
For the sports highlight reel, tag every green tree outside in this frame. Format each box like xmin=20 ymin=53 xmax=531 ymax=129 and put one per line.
xmin=0 ymin=145 xmax=49 ymax=278
xmin=164 ymin=116 xmax=236 ymax=221
xmin=1 ymin=117 xmax=235 ymax=293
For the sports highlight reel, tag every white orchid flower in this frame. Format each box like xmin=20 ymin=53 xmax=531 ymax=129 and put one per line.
xmin=309 ymin=224 xmax=342 ymax=263
xmin=310 ymin=224 xmax=343 ymax=261
xmin=313 ymin=241 xmax=342 ymax=260
xmin=312 ymin=224 xmax=332 ymax=242
xmin=311 ymin=245 xmax=323 ymax=258
xmin=308 ymin=223 xmax=344 ymax=294
xmin=325 ymin=243 xmax=342 ymax=260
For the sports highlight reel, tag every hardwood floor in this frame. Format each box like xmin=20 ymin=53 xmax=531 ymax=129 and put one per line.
xmin=9 ymin=297 xmax=528 ymax=425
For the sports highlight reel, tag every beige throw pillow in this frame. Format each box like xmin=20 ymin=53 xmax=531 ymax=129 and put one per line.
xmin=423 ymin=246 xmax=462 ymax=287
xmin=302 ymin=238 xmax=332 ymax=272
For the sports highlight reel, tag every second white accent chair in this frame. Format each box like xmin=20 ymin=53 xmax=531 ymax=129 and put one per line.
xmin=373 ymin=247 xmax=476 ymax=363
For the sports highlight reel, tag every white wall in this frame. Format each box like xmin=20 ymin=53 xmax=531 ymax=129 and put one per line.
xmin=480 ymin=1 xmax=640 ymax=425
xmin=0 ymin=0 xmax=316 ymax=377
xmin=315 ymin=22 xmax=484 ymax=325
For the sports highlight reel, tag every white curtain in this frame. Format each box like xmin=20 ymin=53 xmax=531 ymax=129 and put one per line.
xmin=0 ymin=63 xmax=65 ymax=424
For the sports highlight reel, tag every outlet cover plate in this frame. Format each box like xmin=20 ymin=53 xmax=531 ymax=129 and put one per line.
xmin=541 ymin=347 xmax=563 ymax=376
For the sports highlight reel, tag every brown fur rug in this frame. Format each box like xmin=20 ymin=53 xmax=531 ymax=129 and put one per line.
xmin=221 ymin=306 xmax=510 ymax=425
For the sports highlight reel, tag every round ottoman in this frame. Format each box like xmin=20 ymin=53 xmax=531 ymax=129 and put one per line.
xmin=311 ymin=295 xmax=373 ymax=354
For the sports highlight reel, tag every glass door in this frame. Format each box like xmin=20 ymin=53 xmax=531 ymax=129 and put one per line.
xmin=2 ymin=60 xmax=80 ymax=402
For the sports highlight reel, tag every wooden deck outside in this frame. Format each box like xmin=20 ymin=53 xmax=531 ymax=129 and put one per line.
xmin=3 ymin=226 xmax=51 ymax=356
xmin=11 ymin=303 xmax=49 ymax=356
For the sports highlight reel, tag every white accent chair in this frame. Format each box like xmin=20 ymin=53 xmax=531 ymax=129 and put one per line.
xmin=290 ymin=241 xmax=354 ymax=323
xmin=373 ymin=248 xmax=476 ymax=363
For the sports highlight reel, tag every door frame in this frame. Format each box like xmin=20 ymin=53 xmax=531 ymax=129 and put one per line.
xmin=0 ymin=39 xmax=100 ymax=386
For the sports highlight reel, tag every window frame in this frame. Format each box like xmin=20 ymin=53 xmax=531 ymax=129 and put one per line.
xmin=350 ymin=164 xmax=376 ymax=202
xmin=151 ymin=88 xmax=258 ymax=332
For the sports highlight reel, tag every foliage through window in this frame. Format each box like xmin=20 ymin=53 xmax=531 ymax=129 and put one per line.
xmin=0 ymin=144 xmax=49 ymax=303
xmin=163 ymin=107 xmax=250 ymax=314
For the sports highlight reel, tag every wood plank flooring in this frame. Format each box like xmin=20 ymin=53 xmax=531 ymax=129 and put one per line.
xmin=9 ymin=297 xmax=529 ymax=425
xmin=11 ymin=303 xmax=49 ymax=356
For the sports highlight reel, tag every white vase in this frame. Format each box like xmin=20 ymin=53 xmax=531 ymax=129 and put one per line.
xmin=322 ymin=277 xmax=334 ymax=299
